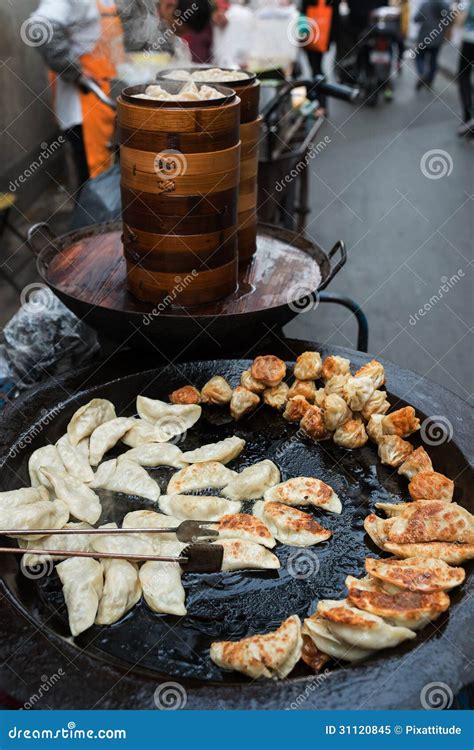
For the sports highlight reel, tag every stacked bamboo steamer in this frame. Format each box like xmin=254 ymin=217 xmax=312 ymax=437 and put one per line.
xmin=158 ymin=68 xmax=261 ymax=264
xmin=117 ymin=82 xmax=241 ymax=305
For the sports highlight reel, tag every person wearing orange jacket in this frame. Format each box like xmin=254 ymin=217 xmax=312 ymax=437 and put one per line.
xmin=29 ymin=0 xmax=126 ymax=186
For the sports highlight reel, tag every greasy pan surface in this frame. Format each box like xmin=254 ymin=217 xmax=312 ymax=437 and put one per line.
xmin=0 ymin=349 xmax=472 ymax=708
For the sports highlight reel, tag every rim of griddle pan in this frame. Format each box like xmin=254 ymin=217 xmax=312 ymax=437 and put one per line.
xmin=120 ymin=81 xmax=236 ymax=108
xmin=36 ymin=221 xmax=328 ymax=320
xmin=157 ymin=66 xmax=257 ymax=87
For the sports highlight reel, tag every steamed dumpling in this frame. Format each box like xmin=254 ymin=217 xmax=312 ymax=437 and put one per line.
xmin=21 ymin=522 xmax=93 ymax=567
xmin=263 ymin=477 xmax=342 ymax=514
xmin=0 ymin=486 xmax=49 ymax=508
xmin=28 ymin=445 xmax=65 ymax=488
xmin=40 ymin=469 xmax=102 ymax=524
xmin=210 ymin=615 xmax=302 ymax=679
xmin=96 ymin=559 xmax=141 ymax=625
xmin=90 ymin=459 xmax=160 ymax=502
xmin=67 ymin=398 xmax=116 ymax=445
xmin=181 ymin=436 xmax=245 ymax=465
xmin=253 ymin=501 xmax=332 ymax=547
xmin=139 ymin=560 xmax=186 ymax=616
xmin=56 ymin=557 xmax=103 ymax=636
xmin=56 ymin=435 xmax=93 ymax=483
xmin=136 ymin=395 xmax=201 ymax=438
xmin=121 ymin=419 xmax=166 ymax=448
xmin=89 ymin=417 xmax=136 ymax=466
xmin=122 ymin=509 xmax=182 ymax=552
xmin=167 ymin=461 xmax=237 ymax=494
xmin=217 ymin=513 xmax=276 ymax=548
xmin=90 ymin=522 xmax=154 ymax=558
xmin=221 ymin=460 xmax=280 ymax=501
xmin=218 ymin=539 xmax=280 ymax=571
xmin=119 ymin=443 xmax=185 ymax=469
xmin=0 ymin=487 xmax=69 ymax=537
xmin=160 ymin=494 xmax=241 ymax=521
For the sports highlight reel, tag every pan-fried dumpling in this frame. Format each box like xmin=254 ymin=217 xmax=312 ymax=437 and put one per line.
xmin=333 ymin=417 xmax=368 ymax=448
xmin=366 ymin=414 xmax=385 ymax=443
xmin=56 ymin=557 xmax=103 ymax=636
xmin=21 ymin=522 xmax=93 ymax=566
xmin=354 ymin=359 xmax=385 ymax=388
xmin=365 ymin=556 xmax=466 ymax=592
xmin=294 ymin=351 xmax=322 ymax=380
xmin=384 ymin=540 xmax=474 ymax=565
xmin=210 ymin=615 xmax=302 ymax=679
xmin=316 ymin=599 xmax=416 ymax=650
xmin=67 ymin=398 xmax=116 ymax=445
xmin=381 ymin=407 xmax=420 ymax=438
xmin=90 ymin=522 xmax=155 ymax=558
xmin=139 ymin=560 xmax=186 ymax=616
xmin=364 ymin=514 xmax=389 ymax=549
xmin=345 ymin=575 xmax=450 ymax=629
xmin=181 ymin=436 xmax=245 ymax=465
xmin=89 ymin=417 xmax=136 ymax=466
xmin=201 ymin=375 xmax=233 ymax=404
xmin=0 ymin=486 xmax=49 ymax=508
xmin=217 ymin=513 xmax=275 ymax=548
xmin=322 ymin=393 xmax=351 ymax=431
xmin=120 ymin=419 xmax=162 ymax=447
xmin=360 ymin=390 xmax=390 ymax=420
xmin=96 ymin=559 xmax=141 ymax=625
xmin=169 ymin=385 xmax=201 ymax=405
xmin=122 ymin=510 xmax=182 ymax=552
xmin=253 ymin=501 xmax=332 ymax=547
xmin=250 ymin=355 xmax=286 ymax=387
xmin=321 ymin=355 xmax=351 ymax=381
xmin=385 ymin=501 xmax=474 ymax=545
xmin=218 ymin=539 xmax=280 ymax=571
xmin=118 ymin=442 xmax=185 ymax=469
xmin=288 ymin=379 xmax=317 ymax=403
xmin=160 ymin=494 xmax=241 ymax=521
xmin=324 ymin=373 xmax=350 ymax=397
xmin=136 ymin=395 xmax=201 ymax=439
xmin=56 ymin=435 xmax=93 ymax=483
xmin=398 ymin=447 xmax=433 ymax=480
xmin=374 ymin=501 xmax=411 ymax=517
xmin=303 ymin=614 xmax=374 ymax=662
xmin=263 ymin=382 xmax=289 ymax=410
xmin=0 ymin=492 xmax=69 ymax=538
xmin=40 ymin=469 xmax=101 ymax=524
xmin=301 ymin=633 xmax=331 ymax=672
xmin=230 ymin=386 xmax=260 ymax=420
xmin=300 ymin=405 xmax=329 ymax=441
xmin=408 ymin=471 xmax=454 ymax=502
xmin=90 ymin=459 xmax=160 ymax=502
xmin=222 ymin=460 xmax=280 ymax=501
xmin=28 ymin=445 xmax=65 ymax=488
xmin=240 ymin=369 xmax=266 ymax=394
xmin=377 ymin=435 xmax=413 ymax=466
xmin=264 ymin=477 xmax=342 ymax=514
xmin=167 ymin=461 xmax=237 ymax=494
xmin=283 ymin=395 xmax=311 ymax=422
xmin=342 ymin=376 xmax=375 ymax=411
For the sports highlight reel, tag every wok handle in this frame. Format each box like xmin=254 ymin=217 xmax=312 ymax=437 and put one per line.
xmin=318 ymin=240 xmax=346 ymax=291
xmin=26 ymin=223 xmax=57 ymax=257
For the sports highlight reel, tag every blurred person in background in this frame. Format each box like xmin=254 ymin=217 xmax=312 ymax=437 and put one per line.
xmin=457 ymin=0 xmax=474 ymax=136
xmin=177 ymin=0 xmax=213 ymax=62
xmin=29 ymin=0 xmax=126 ymax=185
xmin=413 ymin=0 xmax=450 ymax=89
xmin=301 ymin=0 xmax=340 ymax=113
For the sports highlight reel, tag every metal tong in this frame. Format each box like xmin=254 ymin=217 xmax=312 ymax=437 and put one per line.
xmin=0 ymin=521 xmax=224 ymax=573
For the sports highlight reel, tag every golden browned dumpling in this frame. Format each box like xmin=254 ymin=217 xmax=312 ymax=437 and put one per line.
xmin=217 ymin=513 xmax=276 ymax=548
xmin=240 ymin=369 xmax=266 ymax=394
xmin=300 ymin=404 xmax=329 ymax=441
xmin=361 ymin=390 xmax=390 ymax=420
xmin=408 ymin=471 xmax=454 ymax=502
xmin=365 ymin=555 xmax=465 ymax=592
xmin=384 ymin=541 xmax=474 ymax=565
xmin=378 ymin=435 xmax=413 ymax=467
xmin=324 ymin=373 xmax=351 ymax=397
xmin=250 ymin=355 xmax=286 ymax=387
xmin=366 ymin=414 xmax=385 ymax=443
xmin=321 ymin=355 xmax=351 ymax=381
xmin=294 ymin=351 xmax=322 ymax=380
xmin=263 ymin=382 xmax=289 ymax=410
xmin=169 ymin=385 xmax=201 ymax=405
xmin=342 ymin=376 xmax=375 ymax=411
xmin=301 ymin=634 xmax=330 ymax=672
xmin=354 ymin=359 xmax=385 ymax=388
xmin=314 ymin=388 xmax=327 ymax=407
xmin=381 ymin=406 xmax=420 ymax=438
xmin=322 ymin=393 xmax=351 ymax=431
xmin=253 ymin=500 xmax=332 ymax=546
xmin=288 ymin=379 xmax=317 ymax=403
xmin=230 ymin=386 xmax=260 ymax=420
xmin=200 ymin=375 xmax=232 ymax=404
xmin=366 ymin=501 xmax=474 ymax=546
xmin=282 ymin=395 xmax=311 ymax=423
xmin=333 ymin=417 xmax=368 ymax=448
xmin=398 ymin=446 xmax=433 ymax=480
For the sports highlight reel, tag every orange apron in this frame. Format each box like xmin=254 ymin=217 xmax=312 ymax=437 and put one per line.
xmin=79 ymin=0 xmax=125 ymax=178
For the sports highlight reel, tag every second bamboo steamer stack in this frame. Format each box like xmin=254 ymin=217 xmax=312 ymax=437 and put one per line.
xmin=117 ymin=82 xmax=241 ymax=305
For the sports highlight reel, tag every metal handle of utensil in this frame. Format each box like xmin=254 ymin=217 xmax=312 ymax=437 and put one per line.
xmin=79 ymin=75 xmax=117 ymax=111
xmin=0 ymin=546 xmax=185 ymax=563
xmin=26 ymin=223 xmax=57 ymax=257
xmin=318 ymin=240 xmax=347 ymax=290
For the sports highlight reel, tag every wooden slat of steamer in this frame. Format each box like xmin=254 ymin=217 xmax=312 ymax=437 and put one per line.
xmin=122 ymin=202 xmax=238 ymax=235
xmin=120 ymin=143 xmax=240 ymax=176
xmin=237 ymin=117 xmax=260 ymax=263
xmin=117 ymin=97 xmax=241 ymax=133
xmin=124 ymin=234 xmax=236 ymax=273
xmin=121 ymin=186 xmax=238 ymax=219
xmin=126 ymin=256 xmax=238 ymax=305
xmin=234 ymin=80 xmax=260 ymax=124
xmin=121 ymin=163 xmax=240 ymax=195
xmin=117 ymin=123 xmax=240 ymax=153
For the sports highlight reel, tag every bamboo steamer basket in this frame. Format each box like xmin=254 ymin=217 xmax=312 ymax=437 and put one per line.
xmin=117 ymin=82 xmax=241 ymax=305
xmin=157 ymin=68 xmax=261 ymax=264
